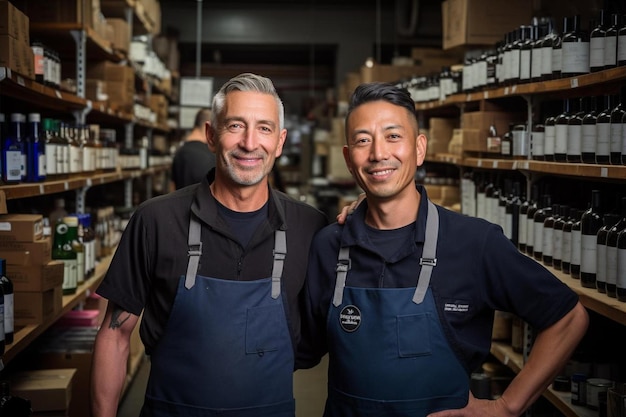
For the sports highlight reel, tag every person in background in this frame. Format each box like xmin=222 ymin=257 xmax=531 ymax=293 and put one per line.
xmin=299 ymin=82 xmax=589 ymax=417
xmin=91 ymin=73 xmax=328 ymax=417
xmin=170 ymin=108 xmax=216 ymax=190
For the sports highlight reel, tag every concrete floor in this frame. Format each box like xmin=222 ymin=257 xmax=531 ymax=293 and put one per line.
xmin=118 ymin=355 xmax=329 ymax=417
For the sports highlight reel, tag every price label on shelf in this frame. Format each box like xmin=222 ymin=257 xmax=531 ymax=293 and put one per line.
xmin=600 ymin=167 xmax=608 ymax=178
xmin=570 ymin=78 xmax=579 ymax=88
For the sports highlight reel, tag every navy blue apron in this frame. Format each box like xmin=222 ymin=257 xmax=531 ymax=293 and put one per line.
xmin=141 ymin=209 xmax=295 ymax=417
xmin=324 ymin=200 xmax=469 ymax=417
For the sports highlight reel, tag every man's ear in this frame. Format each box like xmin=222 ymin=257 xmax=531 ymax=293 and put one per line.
xmin=206 ymin=122 xmax=216 ymax=152
xmin=342 ymin=145 xmax=354 ymax=175
xmin=416 ymin=133 xmax=427 ymax=165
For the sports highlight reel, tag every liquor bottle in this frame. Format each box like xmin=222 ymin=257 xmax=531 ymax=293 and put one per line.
xmin=26 ymin=113 xmax=46 ymax=182
xmin=526 ymin=186 xmax=540 ymax=256
xmin=501 ymin=128 xmax=512 ymax=158
xmin=553 ymin=205 xmax=566 ymax=270
xmin=610 ymin=87 xmax=625 ymax=165
xmin=552 ymin=18 xmax=564 ymax=79
xmin=534 ymin=194 xmax=552 ymax=261
xmin=519 ymin=26 xmax=533 ymax=83
xmin=562 ymin=14 xmax=590 ymax=77
xmin=605 ymin=13 xmax=619 ymax=69
xmin=589 ymin=13 xmax=606 ymax=72
xmin=42 ymin=118 xmax=58 ymax=177
xmin=2 ymin=113 xmax=26 ymax=184
xmin=542 ymin=203 xmax=556 ymax=266
xmin=580 ymin=190 xmax=603 ymax=288
xmin=66 ymin=124 xmax=81 ymax=174
xmin=544 ymin=111 xmax=556 ymax=161
xmin=53 ymin=216 xmax=78 ymax=295
xmin=0 ymin=259 xmax=12 ymax=345
xmin=554 ymin=99 xmax=571 ymax=162
xmin=607 ymin=197 xmax=626 ymax=298
xmin=582 ymin=96 xmax=600 ymax=163
xmin=32 ymin=41 xmax=45 ymax=84
xmin=571 ymin=209 xmax=583 ymax=279
xmin=596 ymin=94 xmax=613 ymax=164
xmin=596 ymin=214 xmax=618 ymax=294
xmin=80 ymin=213 xmax=96 ymax=279
xmin=59 ymin=122 xmax=71 ymax=175
xmin=567 ymin=97 xmax=584 ymax=163
xmin=561 ymin=206 xmax=573 ymax=274
xmin=531 ymin=122 xmax=545 ymax=161
xmin=618 ymin=14 xmax=626 ymax=66
xmin=531 ymin=21 xmax=545 ymax=82
xmin=72 ymin=214 xmax=86 ymax=285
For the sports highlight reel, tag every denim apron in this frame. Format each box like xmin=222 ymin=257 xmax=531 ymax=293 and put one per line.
xmin=324 ymin=200 xmax=469 ymax=416
xmin=141 ymin=208 xmax=295 ymax=417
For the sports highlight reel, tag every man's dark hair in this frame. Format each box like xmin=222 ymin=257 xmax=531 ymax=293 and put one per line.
xmin=193 ymin=108 xmax=212 ymax=129
xmin=346 ymin=82 xmax=417 ymax=127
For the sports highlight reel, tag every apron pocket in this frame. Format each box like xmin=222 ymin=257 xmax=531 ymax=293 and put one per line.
xmin=246 ymin=304 xmax=282 ymax=354
xmin=396 ymin=313 xmax=432 ymax=357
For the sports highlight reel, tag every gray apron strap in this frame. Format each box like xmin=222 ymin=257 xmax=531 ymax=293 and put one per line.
xmin=333 ymin=247 xmax=351 ymax=307
xmin=413 ymin=200 xmax=439 ymax=304
xmin=185 ymin=213 xmax=203 ymax=289
xmin=271 ymin=230 xmax=287 ymax=299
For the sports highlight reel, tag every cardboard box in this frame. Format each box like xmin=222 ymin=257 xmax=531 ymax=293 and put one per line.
xmin=8 ymin=260 xmax=64 ymax=292
xmin=360 ymin=64 xmax=422 ymax=84
xmin=427 ymin=118 xmax=458 ymax=156
xmin=106 ymin=18 xmax=130 ymax=54
xmin=85 ymin=79 xmax=107 ymax=102
xmin=14 ymin=286 xmax=62 ymax=326
xmin=442 ymin=0 xmax=533 ymax=50
xmin=0 ymin=0 xmax=20 ymax=39
xmin=11 ymin=369 xmax=76 ymax=412
xmin=87 ymin=61 xmax=134 ymax=84
xmin=0 ymin=237 xmax=53 ymax=265
xmin=15 ymin=0 xmax=93 ymax=27
xmin=327 ymin=145 xmax=352 ymax=181
xmin=461 ymin=111 xmax=525 ymax=152
xmin=0 ymin=213 xmax=44 ymax=241
xmin=0 ymin=34 xmax=20 ymax=72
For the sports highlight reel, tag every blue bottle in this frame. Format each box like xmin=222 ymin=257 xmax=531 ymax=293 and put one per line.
xmin=2 ymin=113 xmax=26 ymax=184
xmin=26 ymin=113 xmax=46 ymax=182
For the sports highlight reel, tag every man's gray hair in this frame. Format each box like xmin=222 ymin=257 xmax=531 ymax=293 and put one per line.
xmin=211 ymin=73 xmax=285 ymax=130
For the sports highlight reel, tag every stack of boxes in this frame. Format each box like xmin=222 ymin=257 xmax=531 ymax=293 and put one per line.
xmin=0 ymin=214 xmax=63 ymax=327
xmin=0 ymin=0 xmax=34 ymax=79
xmin=10 ymin=368 xmax=77 ymax=417
xmin=86 ymin=61 xmax=135 ymax=112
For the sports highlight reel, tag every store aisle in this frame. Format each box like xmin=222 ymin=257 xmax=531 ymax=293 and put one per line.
xmin=117 ymin=355 xmax=329 ymax=417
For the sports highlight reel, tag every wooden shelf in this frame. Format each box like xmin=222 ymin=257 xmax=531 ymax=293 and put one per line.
xmin=2 ymin=252 xmax=115 ymax=365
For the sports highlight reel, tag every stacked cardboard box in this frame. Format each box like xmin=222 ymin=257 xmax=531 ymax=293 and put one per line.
xmin=87 ymin=61 xmax=135 ymax=112
xmin=0 ymin=0 xmax=34 ymax=79
xmin=10 ymin=368 xmax=77 ymax=417
xmin=0 ymin=214 xmax=63 ymax=326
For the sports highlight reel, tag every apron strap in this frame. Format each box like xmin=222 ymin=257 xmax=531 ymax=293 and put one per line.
xmin=185 ymin=211 xmax=203 ymax=289
xmin=333 ymin=246 xmax=351 ymax=307
xmin=413 ymin=200 xmax=439 ymax=304
xmin=271 ymin=230 xmax=287 ymax=299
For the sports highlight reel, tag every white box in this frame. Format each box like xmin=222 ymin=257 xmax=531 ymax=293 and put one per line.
xmin=179 ymin=106 xmax=203 ymax=130
xmin=180 ymin=77 xmax=214 ymax=107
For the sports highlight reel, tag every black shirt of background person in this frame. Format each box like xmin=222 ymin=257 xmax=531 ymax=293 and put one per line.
xmin=171 ymin=141 xmax=216 ymax=189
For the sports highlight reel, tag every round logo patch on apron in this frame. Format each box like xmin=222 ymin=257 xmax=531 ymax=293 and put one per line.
xmin=339 ymin=305 xmax=362 ymax=332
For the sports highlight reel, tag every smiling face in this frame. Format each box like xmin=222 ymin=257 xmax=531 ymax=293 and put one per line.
xmin=208 ymin=90 xmax=286 ymax=188
xmin=343 ymin=100 xmax=426 ymax=202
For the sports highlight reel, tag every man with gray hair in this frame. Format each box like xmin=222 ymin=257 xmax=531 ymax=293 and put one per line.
xmin=91 ymin=73 xmax=328 ymax=417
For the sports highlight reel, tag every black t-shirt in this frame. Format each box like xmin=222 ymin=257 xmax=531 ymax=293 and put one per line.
xmin=171 ymin=141 xmax=216 ymax=189
xmin=97 ymin=175 xmax=328 ymax=362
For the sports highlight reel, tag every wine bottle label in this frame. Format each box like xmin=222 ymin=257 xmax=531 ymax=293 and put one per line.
xmin=554 ymin=230 xmax=563 ymax=260
xmin=562 ymin=42 xmax=590 ymax=74
xmin=532 ymin=131 xmax=545 ymax=156
xmin=555 ymin=124 xmax=568 ymax=154
xmin=544 ymin=125 xmax=556 ymax=155
xmin=531 ymin=49 xmax=542 ymax=78
xmin=4 ymin=150 xmax=22 ymax=181
xmin=610 ymin=123 xmax=623 ymax=153
xmin=552 ymin=48 xmax=563 ymax=72
xmin=590 ymin=37 xmax=606 ymax=68
xmin=543 ymin=227 xmax=554 ymax=256
xmin=519 ymin=218 xmax=527 ymax=245
xmin=4 ymin=293 xmax=13 ymax=333
xmin=510 ymin=50 xmax=521 ymax=79
xmin=571 ymin=230 xmax=582 ymax=265
xmin=618 ymin=35 xmax=626 ymax=62
xmin=604 ymin=36 xmax=617 ymax=66
xmin=477 ymin=194 xmax=486 ymax=219
xmin=621 ymin=125 xmax=626 ymax=155
xmin=581 ymin=124 xmax=597 ymax=153
xmin=596 ymin=122 xmax=611 ymax=157
xmin=567 ymin=125 xmax=582 ymax=155
xmin=520 ymin=50 xmax=531 ymax=80
xmin=527 ymin=217 xmax=535 ymax=246
xmin=617 ymin=248 xmax=626 ymax=289
xmin=504 ymin=214 xmax=513 ymax=240
xmin=596 ymin=243 xmax=608 ymax=283
xmin=541 ymin=47 xmax=553 ymax=75
xmin=581 ymin=234 xmax=597 ymax=274
xmin=534 ymin=221 xmax=544 ymax=253
xmin=562 ymin=231 xmax=572 ymax=263
xmin=607 ymin=246 xmax=618 ymax=286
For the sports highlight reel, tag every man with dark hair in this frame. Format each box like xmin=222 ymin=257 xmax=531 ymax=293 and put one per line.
xmin=299 ymin=82 xmax=589 ymax=417
xmin=170 ymin=108 xmax=216 ymax=190
xmin=91 ymin=73 xmax=328 ymax=417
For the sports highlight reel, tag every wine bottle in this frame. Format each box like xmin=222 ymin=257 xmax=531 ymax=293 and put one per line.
xmin=476 ymin=173 xmax=487 ymax=220
xmin=552 ymin=17 xmax=564 ymax=79
xmin=561 ymin=206 xmax=574 ymax=274
xmin=53 ymin=216 xmax=79 ymax=295
xmin=596 ymin=94 xmax=613 ymax=164
xmin=571 ymin=209 xmax=583 ymax=279
xmin=596 ymin=214 xmax=618 ymax=294
xmin=518 ymin=185 xmax=533 ymax=252
xmin=0 ymin=272 xmax=4 ymax=357
xmin=519 ymin=25 xmax=533 ymax=83
xmin=618 ymin=14 xmax=626 ymax=66
xmin=531 ymin=21 xmax=545 ymax=82
xmin=0 ymin=258 xmax=12 ymax=345
xmin=562 ymin=14 xmax=590 ymax=77
xmin=540 ymin=18 xmax=556 ymax=80
xmin=580 ymin=190 xmax=603 ymax=288
xmin=621 ymin=109 xmax=626 ymax=165
xmin=554 ymin=99 xmax=571 ymax=162
xmin=567 ymin=97 xmax=584 ymax=163
xmin=534 ymin=194 xmax=552 ymax=261
xmin=610 ymin=87 xmax=625 ymax=165
xmin=505 ymin=181 xmax=521 ymax=246
xmin=604 ymin=13 xmax=619 ymax=69
xmin=582 ymin=96 xmax=600 ymax=164
xmin=26 ymin=113 xmax=46 ymax=182
xmin=509 ymin=27 xmax=522 ymax=85
xmin=616 ymin=218 xmax=626 ymax=301
xmin=544 ymin=112 xmax=556 ymax=161
xmin=608 ymin=197 xmax=626 ymax=298
xmin=531 ymin=122 xmax=545 ymax=161
xmin=2 ymin=113 xmax=26 ymax=184
xmin=589 ymin=12 xmax=606 ymax=72
xmin=542 ymin=203 xmax=557 ymax=266
xmin=526 ymin=185 xmax=540 ymax=256
xmin=553 ymin=205 xmax=566 ymax=270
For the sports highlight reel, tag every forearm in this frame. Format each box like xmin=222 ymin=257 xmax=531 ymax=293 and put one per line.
xmin=498 ymin=302 xmax=589 ymax=416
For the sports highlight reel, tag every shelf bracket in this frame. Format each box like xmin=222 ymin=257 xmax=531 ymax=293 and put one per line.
xmin=72 ymin=103 xmax=92 ymax=126
xmin=70 ymin=30 xmax=87 ymax=99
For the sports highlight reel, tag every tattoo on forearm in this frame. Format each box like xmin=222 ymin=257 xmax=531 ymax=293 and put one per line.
xmin=109 ymin=305 xmax=131 ymax=329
